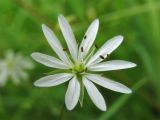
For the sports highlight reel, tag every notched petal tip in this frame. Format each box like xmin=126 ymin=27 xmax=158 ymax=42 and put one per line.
xmin=125 ymin=62 xmax=137 ymax=69
xmin=30 ymin=53 xmax=37 ymax=60
xmin=30 ymin=53 xmax=34 ymax=58
xmin=42 ymin=24 xmax=46 ymax=29
xmin=30 ymin=52 xmax=41 ymax=61
xmin=58 ymin=14 xmax=64 ymax=18
xmin=94 ymin=18 xmax=99 ymax=24
xmin=125 ymin=88 xmax=132 ymax=94
xmin=42 ymin=24 xmax=50 ymax=32
xmin=66 ymin=105 xmax=74 ymax=111
xmin=132 ymin=63 xmax=137 ymax=67
xmin=33 ymin=80 xmax=52 ymax=87
xmin=92 ymin=19 xmax=99 ymax=30
xmin=33 ymin=80 xmax=41 ymax=87
xmin=83 ymin=78 xmax=106 ymax=111
xmin=116 ymin=35 xmax=124 ymax=44
xmin=65 ymin=77 xmax=80 ymax=111
xmin=114 ymin=35 xmax=124 ymax=44
xmin=117 ymin=35 xmax=124 ymax=40
xmin=120 ymin=86 xmax=132 ymax=94
xmin=101 ymin=105 xmax=107 ymax=111
xmin=33 ymin=79 xmax=49 ymax=87
xmin=42 ymin=24 xmax=51 ymax=32
xmin=58 ymin=15 xmax=67 ymax=23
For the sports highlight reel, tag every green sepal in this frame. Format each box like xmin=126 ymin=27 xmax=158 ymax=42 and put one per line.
xmin=84 ymin=46 xmax=96 ymax=63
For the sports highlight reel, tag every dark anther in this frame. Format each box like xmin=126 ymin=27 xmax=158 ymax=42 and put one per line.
xmin=95 ymin=44 xmax=98 ymax=49
xmin=63 ymin=48 xmax=67 ymax=51
xmin=99 ymin=55 xmax=105 ymax=59
xmin=105 ymin=54 xmax=110 ymax=59
xmin=84 ymin=35 xmax=87 ymax=39
xmin=81 ymin=47 xmax=84 ymax=52
xmin=101 ymin=74 xmax=105 ymax=77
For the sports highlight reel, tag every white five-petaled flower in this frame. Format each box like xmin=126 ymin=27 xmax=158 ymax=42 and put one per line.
xmin=0 ymin=50 xmax=34 ymax=86
xmin=31 ymin=15 xmax=136 ymax=111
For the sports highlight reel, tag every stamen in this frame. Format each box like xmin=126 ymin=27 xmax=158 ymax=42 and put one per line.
xmin=63 ymin=48 xmax=67 ymax=51
xmin=95 ymin=44 xmax=98 ymax=49
xmin=99 ymin=55 xmax=105 ymax=59
xmin=105 ymin=54 xmax=110 ymax=59
xmin=84 ymin=35 xmax=87 ymax=39
xmin=81 ymin=47 xmax=84 ymax=52
xmin=101 ymin=74 xmax=105 ymax=77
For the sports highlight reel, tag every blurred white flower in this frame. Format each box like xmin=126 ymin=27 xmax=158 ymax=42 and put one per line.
xmin=31 ymin=15 xmax=136 ymax=111
xmin=0 ymin=50 xmax=34 ymax=86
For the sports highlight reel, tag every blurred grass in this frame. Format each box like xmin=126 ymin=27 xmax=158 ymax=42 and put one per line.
xmin=0 ymin=0 xmax=160 ymax=120
xmin=98 ymin=77 xmax=147 ymax=120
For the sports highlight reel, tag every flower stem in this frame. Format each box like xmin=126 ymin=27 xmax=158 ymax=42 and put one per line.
xmin=58 ymin=102 xmax=65 ymax=120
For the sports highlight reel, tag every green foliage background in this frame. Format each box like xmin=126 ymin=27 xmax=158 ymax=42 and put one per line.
xmin=0 ymin=0 xmax=160 ymax=120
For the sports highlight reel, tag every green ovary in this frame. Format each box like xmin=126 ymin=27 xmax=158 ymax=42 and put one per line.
xmin=72 ymin=63 xmax=85 ymax=73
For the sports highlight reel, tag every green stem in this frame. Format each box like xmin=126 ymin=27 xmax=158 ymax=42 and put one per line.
xmin=0 ymin=91 xmax=4 ymax=113
xmin=58 ymin=102 xmax=65 ymax=120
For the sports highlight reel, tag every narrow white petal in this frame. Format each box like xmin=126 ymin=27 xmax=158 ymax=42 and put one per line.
xmin=0 ymin=69 xmax=8 ymax=86
xmin=85 ymin=74 xmax=132 ymax=94
xmin=65 ymin=76 xmax=80 ymax=110
xmin=88 ymin=60 xmax=136 ymax=71
xmin=86 ymin=35 xmax=123 ymax=66
xmin=12 ymin=66 xmax=28 ymax=80
xmin=42 ymin=24 xmax=72 ymax=66
xmin=58 ymin=15 xmax=78 ymax=61
xmin=6 ymin=50 xmax=14 ymax=61
xmin=31 ymin=52 xmax=70 ymax=69
xmin=83 ymin=77 xmax=106 ymax=111
xmin=11 ymin=71 xmax=21 ymax=85
xmin=34 ymin=73 xmax=73 ymax=87
xmin=18 ymin=69 xmax=28 ymax=80
xmin=19 ymin=58 xmax=34 ymax=69
xmin=78 ymin=19 xmax=99 ymax=60
xmin=0 ymin=60 xmax=3 ymax=66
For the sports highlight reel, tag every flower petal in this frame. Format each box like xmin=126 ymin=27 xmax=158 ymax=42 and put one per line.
xmin=19 ymin=57 xmax=34 ymax=69
xmin=42 ymin=24 xmax=72 ymax=66
xmin=34 ymin=73 xmax=73 ymax=87
xmin=83 ymin=77 xmax=106 ymax=111
xmin=0 ymin=69 xmax=8 ymax=86
xmin=58 ymin=15 xmax=78 ymax=61
xmin=65 ymin=76 xmax=80 ymax=110
xmin=78 ymin=19 xmax=99 ymax=60
xmin=11 ymin=71 xmax=21 ymax=85
xmin=86 ymin=35 xmax=123 ymax=66
xmin=85 ymin=74 xmax=132 ymax=94
xmin=31 ymin=52 xmax=70 ymax=69
xmin=88 ymin=60 xmax=136 ymax=71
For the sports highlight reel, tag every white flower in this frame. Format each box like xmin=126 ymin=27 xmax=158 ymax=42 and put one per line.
xmin=0 ymin=50 xmax=34 ymax=86
xmin=31 ymin=15 xmax=136 ymax=111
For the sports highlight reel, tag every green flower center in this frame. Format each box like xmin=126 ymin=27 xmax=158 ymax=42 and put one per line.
xmin=5 ymin=61 xmax=14 ymax=69
xmin=72 ymin=63 xmax=85 ymax=73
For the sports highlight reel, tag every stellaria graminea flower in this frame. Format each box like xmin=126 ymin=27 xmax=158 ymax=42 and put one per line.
xmin=31 ymin=15 xmax=136 ymax=111
xmin=0 ymin=50 xmax=34 ymax=86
